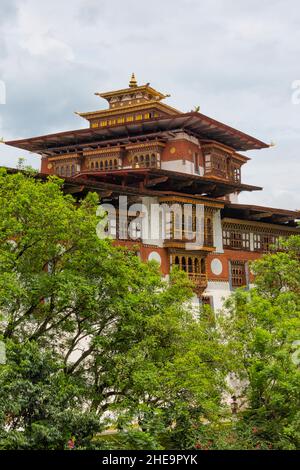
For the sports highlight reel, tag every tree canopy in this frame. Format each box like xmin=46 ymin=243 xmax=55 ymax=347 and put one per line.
xmin=218 ymin=236 xmax=300 ymax=450
xmin=0 ymin=169 xmax=299 ymax=450
xmin=0 ymin=169 xmax=227 ymax=449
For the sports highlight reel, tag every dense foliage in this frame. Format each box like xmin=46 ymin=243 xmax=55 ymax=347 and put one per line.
xmin=217 ymin=236 xmax=300 ymax=450
xmin=0 ymin=169 xmax=227 ymax=449
xmin=0 ymin=169 xmax=299 ymax=450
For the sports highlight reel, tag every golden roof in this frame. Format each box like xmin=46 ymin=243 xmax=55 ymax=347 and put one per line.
xmin=95 ymin=73 xmax=170 ymax=101
xmin=76 ymin=74 xmax=177 ymax=120
xmin=76 ymin=101 xmax=180 ymax=119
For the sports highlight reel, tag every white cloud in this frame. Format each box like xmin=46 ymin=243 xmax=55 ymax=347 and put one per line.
xmin=21 ymin=34 xmax=74 ymax=60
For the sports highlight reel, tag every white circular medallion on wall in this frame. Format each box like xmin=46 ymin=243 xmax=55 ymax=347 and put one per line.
xmin=148 ymin=251 xmax=162 ymax=266
xmin=210 ymin=258 xmax=223 ymax=276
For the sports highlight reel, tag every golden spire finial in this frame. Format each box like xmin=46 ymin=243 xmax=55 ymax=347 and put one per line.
xmin=129 ymin=73 xmax=137 ymax=88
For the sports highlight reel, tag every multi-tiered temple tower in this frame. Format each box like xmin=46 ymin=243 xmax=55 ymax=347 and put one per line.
xmin=6 ymin=74 xmax=300 ymax=309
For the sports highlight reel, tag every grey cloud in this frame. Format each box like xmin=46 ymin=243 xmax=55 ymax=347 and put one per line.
xmin=0 ymin=0 xmax=299 ymax=209
xmin=0 ymin=0 xmax=18 ymax=25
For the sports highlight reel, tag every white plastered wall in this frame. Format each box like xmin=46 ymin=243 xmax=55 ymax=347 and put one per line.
xmin=205 ymin=280 xmax=231 ymax=312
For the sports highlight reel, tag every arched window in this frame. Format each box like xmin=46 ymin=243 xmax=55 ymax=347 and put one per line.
xmin=71 ymin=164 xmax=75 ymax=176
xmin=174 ymin=256 xmax=180 ymax=267
xmin=95 ymin=161 xmax=99 ymax=169
xmin=105 ymin=160 xmax=108 ymax=169
xmin=182 ymin=256 xmax=187 ymax=272
xmin=195 ymin=258 xmax=200 ymax=274
xmin=201 ymin=258 xmax=206 ymax=274
xmin=100 ymin=161 xmax=104 ymax=170
xmin=91 ymin=162 xmax=94 ymax=169
xmin=188 ymin=257 xmax=193 ymax=273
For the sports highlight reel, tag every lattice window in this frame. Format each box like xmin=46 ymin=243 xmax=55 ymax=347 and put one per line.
xmin=241 ymin=232 xmax=250 ymax=249
xmin=204 ymin=152 xmax=227 ymax=178
xmin=168 ymin=206 xmax=214 ymax=246
xmin=132 ymin=153 xmax=159 ymax=169
xmin=205 ymin=217 xmax=214 ymax=246
xmin=224 ymin=223 xmax=295 ymax=253
xmin=253 ymin=233 xmax=261 ymax=251
xmin=254 ymin=233 xmax=278 ymax=252
xmin=230 ymin=260 xmax=247 ymax=288
xmin=55 ymin=163 xmax=76 ymax=177
xmin=262 ymin=234 xmax=277 ymax=252
xmin=204 ymin=154 xmax=212 ymax=172
xmin=89 ymin=157 xmax=119 ymax=171
xmin=172 ymin=254 xmax=206 ymax=274
xmin=172 ymin=254 xmax=208 ymax=290
xmin=223 ymin=230 xmax=250 ymax=250
xmin=232 ymin=166 xmax=241 ymax=183
xmin=203 ymin=146 xmax=243 ymax=183
xmin=223 ymin=230 xmax=231 ymax=247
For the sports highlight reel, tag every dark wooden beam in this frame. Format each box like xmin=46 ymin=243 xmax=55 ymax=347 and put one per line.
xmin=271 ymin=216 xmax=293 ymax=223
xmin=175 ymin=179 xmax=195 ymax=190
xmin=249 ymin=212 xmax=273 ymax=220
xmin=144 ymin=176 xmax=169 ymax=188
xmin=63 ymin=184 xmax=85 ymax=194
xmin=98 ymin=190 xmax=113 ymax=197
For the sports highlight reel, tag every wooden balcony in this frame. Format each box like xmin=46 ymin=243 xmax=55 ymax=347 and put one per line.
xmin=188 ymin=273 xmax=208 ymax=291
xmin=164 ymin=230 xmax=214 ymax=251
xmin=171 ymin=253 xmax=208 ymax=294
xmin=204 ymin=168 xmax=241 ymax=184
xmin=132 ymin=160 xmax=160 ymax=169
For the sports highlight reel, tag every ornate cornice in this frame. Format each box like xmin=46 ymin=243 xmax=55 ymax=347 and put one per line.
xmin=222 ymin=217 xmax=300 ymax=234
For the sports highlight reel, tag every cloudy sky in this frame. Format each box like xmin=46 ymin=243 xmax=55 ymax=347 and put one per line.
xmin=0 ymin=0 xmax=299 ymax=210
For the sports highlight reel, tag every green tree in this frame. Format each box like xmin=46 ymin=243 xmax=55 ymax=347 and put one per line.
xmin=219 ymin=236 xmax=300 ymax=449
xmin=0 ymin=340 xmax=101 ymax=449
xmin=0 ymin=169 xmax=226 ymax=449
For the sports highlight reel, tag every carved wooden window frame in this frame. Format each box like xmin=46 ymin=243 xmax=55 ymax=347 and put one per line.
xmin=230 ymin=260 xmax=248 ymax=288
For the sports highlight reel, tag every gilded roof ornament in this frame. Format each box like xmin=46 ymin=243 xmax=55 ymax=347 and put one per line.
xmin=129 ymin=73 xmax=138 ymax=88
